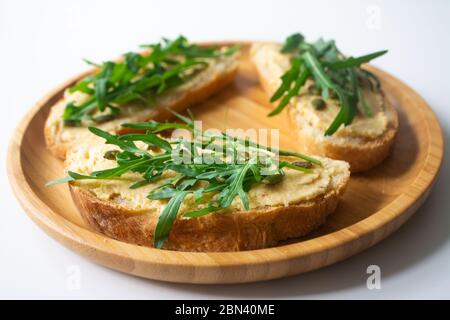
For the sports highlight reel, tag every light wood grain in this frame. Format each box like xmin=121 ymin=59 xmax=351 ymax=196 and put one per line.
xmin=7 ymin=42 xmax=444 ymax=283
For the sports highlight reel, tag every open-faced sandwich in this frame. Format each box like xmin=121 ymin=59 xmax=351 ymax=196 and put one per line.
xmin=48 ymin=114 xmax=350 ymax=252
xmin=45 ymin=36 xmax=240 ymax=159
xmin=250 ymin=34 xmax=398 ymax=172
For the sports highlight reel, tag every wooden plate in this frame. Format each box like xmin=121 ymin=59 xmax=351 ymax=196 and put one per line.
xmin=7 ymin=42 xmax=444 ymax=284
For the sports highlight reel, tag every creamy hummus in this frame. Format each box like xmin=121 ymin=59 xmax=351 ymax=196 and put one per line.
xmin=293 ymin=81 xmax=388 ymax=139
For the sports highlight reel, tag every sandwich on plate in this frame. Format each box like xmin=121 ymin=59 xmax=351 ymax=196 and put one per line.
xmin=49 ymin=114 xmax=350 ymax=252
xmin=250 ymin=33 xmax=398 ymax=172
xmin=45 ymin=36 xmax=240 ymax=159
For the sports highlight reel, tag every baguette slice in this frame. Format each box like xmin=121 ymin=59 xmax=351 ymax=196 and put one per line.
xmin=65 ymin=138 xmax=350 ymax=252
xmin=250 ymin=43 xmax=398 ymax=172
xmin=45 ymin=52 xmax=239 ymax=159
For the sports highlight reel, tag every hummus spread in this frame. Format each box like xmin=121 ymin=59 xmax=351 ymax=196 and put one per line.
xmin=293 ymin=81 xmax=388 ymax=139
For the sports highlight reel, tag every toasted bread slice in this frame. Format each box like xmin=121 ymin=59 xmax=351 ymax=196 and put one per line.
xmin=65 ymin=138 xmax=350 ymax=252
xmin=45 ymin=52 xmax=239 ymax=159
xmin=250 ymin=43 xmax=398 ymax=172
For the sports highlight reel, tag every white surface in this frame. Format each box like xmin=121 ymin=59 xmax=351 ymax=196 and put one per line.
xmin=1 ymin=0 xmax=449 ymax=299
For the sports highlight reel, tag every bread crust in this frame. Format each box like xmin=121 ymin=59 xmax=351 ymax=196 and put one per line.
xmin=69 ymin=177 xmax=348 ymax=252
xmin=250 ymin=43 xmax=398 ymax=172
xmin=45 ymin=57 xmax=239 ymax=160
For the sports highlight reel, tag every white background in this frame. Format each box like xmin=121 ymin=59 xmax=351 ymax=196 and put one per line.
xmin=1 ymin=0 xmax=449 ymax=299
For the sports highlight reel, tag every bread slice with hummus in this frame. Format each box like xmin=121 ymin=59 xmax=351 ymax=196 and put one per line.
xmin=250 ymin=42 xmax=398 ymax=172
xmin=45 ymin=39 xmax=239 ymax=159
xmin=51 ymin=116 xmax=350 ymax=252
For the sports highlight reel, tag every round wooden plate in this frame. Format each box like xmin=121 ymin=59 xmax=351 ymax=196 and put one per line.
xmin=7 ymin=42 xmax=444 ymax=284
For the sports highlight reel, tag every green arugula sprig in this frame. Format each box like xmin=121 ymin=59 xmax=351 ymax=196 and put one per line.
xmin=269 ymin=33 xmax=387 ymax=135
xmin=48 ymin=112 xmax=321 ymax=249
xmin=63 ymin=36 xmax=239 ymax=126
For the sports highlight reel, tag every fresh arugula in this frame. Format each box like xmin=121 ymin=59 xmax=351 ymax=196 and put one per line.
xmin=62 ymin=36 xmax=239 ymax=126
xmin=270 ymin=33 xmax=387 ymax=135
xmin=48 ymin=112 xmax=321 ymax=249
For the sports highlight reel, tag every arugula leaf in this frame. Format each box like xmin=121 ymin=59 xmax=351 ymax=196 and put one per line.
xmin=358 ymin=88 xmax=373 ymax=117
xmin=91 ymin=158 xmax=152 ymax=178
xmin=148 ymin=187 xmax=178 ymax=200
xmin=302 ymin=51 xmax=336 ymax=97
xmin=281 ymin=33 xmax=304 ymax=53
xmin=119 ymin=133 xmax=172 ymax=152
xmin=329 ymin=50 xmax=388 ymax=70
xmin=218 ymin=161 xmax=253 ymax=209
xmin=154 ymin=190 xmax=188 ymax=248
xmin=46 ymin=171 xmax=105 ymax=186
xmin=94 ymin=78 xmax=108 ymax=112
xmin=183 ymin=205 xmax=221 ymax=218
xmin=46 ymin=175 xmax=74 ymax=186
xmin=269 ymin=65 xmax=310 ymax=116
xmin=121 ymin=121 xmax=191 ymax=133
xmin=88 ymin=127 xmax=150 ymax=156
xmin=68 ymin=80 xmax=94 ymax=94
xmin=270 ymin=61 xmax=299 ymax=102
